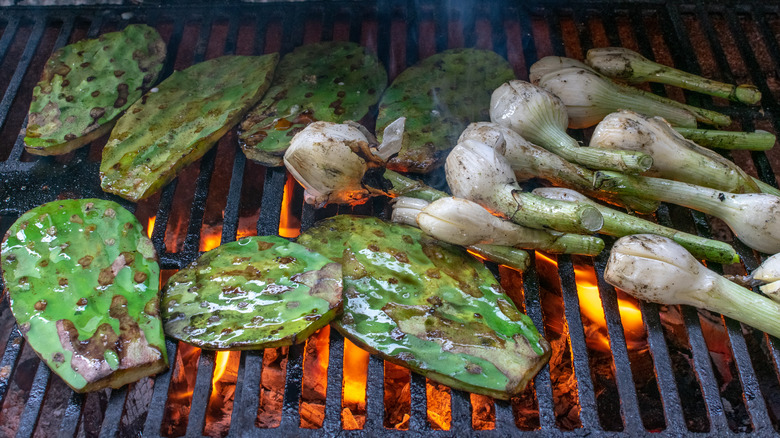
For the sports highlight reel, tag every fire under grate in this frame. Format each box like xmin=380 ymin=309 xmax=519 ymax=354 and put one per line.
xmin=0 ymin=1 xmax=779 ymax=436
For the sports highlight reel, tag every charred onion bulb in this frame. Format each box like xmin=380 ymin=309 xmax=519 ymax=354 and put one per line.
xmin=489 ymin=80 xmax=653 ymax=173
xmin=586 ymin=47 xmax=762 ymax=105
xmin=605 ymin=234 xmax=780 ymax=338
xmin=590 ymin=110 xmax=759 ymax=193
xmin=445 ymin=139 xmax=604 ymax=234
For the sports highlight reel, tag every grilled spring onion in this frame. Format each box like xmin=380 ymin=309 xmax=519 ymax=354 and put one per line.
xmin=392 ymin=196 xmax=605 ymax=256
xmin=533 ymin=187 xmax=739 ymax=265
xmin=533 ymin=57 xmax=732 ymax=128
xmin=605 ymin=234 xmax=780 ymax=339
xmin=674 ymin=127 xmax=776 ymax=151
xmin=459 ymin=121 xmax=659 ymax=213
xmin=586 ymin=47 xmax=762 ymax=105
xmin=590 ymin=110 xmax=759 ymax=193
xmin=593 ymin=171 xmax=780 ymax=254
xmin=489 ymin=80 xmax=654 ymax=173
xmin=445 ymin=139 xmax=604 ymax=234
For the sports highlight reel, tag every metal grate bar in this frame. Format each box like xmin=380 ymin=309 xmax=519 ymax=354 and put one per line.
xmin=256 ymin=166 xmax=286 ymax=237
xmin=14 ymin=358 xmax=49 ymax=438
xmin=185 ymin=349 xmax=215 ymax=437
xmin=278 ymin=343 xmax=305 ymax=432
xmin=142 ymin=340 xmax=179 ymax=436
xmin=556 ymin=255 xmax=600 ymax=430
xmin=449 ymin=389 xmax=471 ymax=431
xmin=592 ymin=250 xmax=644 ymax=433
xmin=523 ymin=258 xmax=556 ymax=432
xmin=408 ymin=371 xmax=428 ymax=431
xmin=0 ymin=17 xmax=45 ymax=139
xmin=97 ymin=386 xmax=128 ymax=438
xmin=404 ymin=0 xmax=419 ymax=67
xmin=321 ymin=330 xmax=344 ymax=433
xmin=0 ymin=16 xmax=21 ymax=66
xmin=228 ymin=350 xmax=263 ymax=435
xmin=0 ymin=326 xmax=23 ymax=409
xmin=58 ymin=391 xmax=84 ymax=437
xmin=363 ymin=354 xmax=384 ymax=431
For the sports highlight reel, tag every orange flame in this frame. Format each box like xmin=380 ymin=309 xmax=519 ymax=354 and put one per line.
xmin=280 ymin=174 xmax=301 ymax=238
xmin=147 ymin=216 xmax=156 ymax=239
xmin=535 ymin=252 xmax=645 ymax=351
xmin=212 ymin=351 xmax=232 ymax=394
xmin=342 ymin=339 xmax=369 ymax=429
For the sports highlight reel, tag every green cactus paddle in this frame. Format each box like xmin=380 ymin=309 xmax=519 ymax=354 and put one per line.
xmin=297 ymin=215 xmax=550 ymax=400
xmin=238 ymin=41 xmax=387 ymax=167
xmin=161 ymin=236 xmax=342 ymax=350
xmin=100 ymin=54 xmax=278 ymax=202
xmin=24 ymin=24 xmax=166 ymax=155
xmin=1 ymin=199 xmax=166 ymax=393
xmin=376 ymin=48 xmax=515 ymax=173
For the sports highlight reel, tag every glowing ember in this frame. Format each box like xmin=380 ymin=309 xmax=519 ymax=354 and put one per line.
xmin=300 ymin=326 xmax=330 ymax=428
xmin=426 ymin=380 xmax=451 ymax=430
xmin=342 ymin=339 xmax=369 ymax=429
xmin=200 ymin=228 xmax=222 ymax=252
xmin=147 ymin=216 xmax=156 ymax=239
xmin=470 ymin=394 xmax=495 ymax=430
xmin=279 ymin=173 xmax=301 ymax=238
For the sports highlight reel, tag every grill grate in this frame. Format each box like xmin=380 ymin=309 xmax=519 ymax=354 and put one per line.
xmin=0 ymin=1 xmax=779 ymax=436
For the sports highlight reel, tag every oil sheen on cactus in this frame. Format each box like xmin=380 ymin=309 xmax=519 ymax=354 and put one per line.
xmin=376 ymin=48 xmax=515 ymax=173
xmin=1 ymin=199 xmax=167 ymax=393
xmin=25 ymin=24 xmax=166 ymax=155
xmin=100 ymin=54 xmax=278 ymax=202
xmin=239 ymin=41 xmax=387 ymax=167
xmin=297 ymin=215 xmax=550 ymax=399
xmin=162 ymin=236 xmax=342 ymax=350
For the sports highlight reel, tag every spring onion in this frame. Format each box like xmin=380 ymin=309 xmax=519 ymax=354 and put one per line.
xmin=533 ymin=187 xmax=739 ymax=264
xmin=445 ymin=139 xmax=604 ymax=234
xmin=586 ymin=47 xmax=762 ymax=105
xmin=534 ymin=59 xmax=732 ymax=128
xmin=593 ymin=171 xmax=780 ymax=254
xmin=604 ymin=234 xmax=780 ymax=338
xmin=591 ymin=110 xmax=759 ymax=193
xmin=459 ymin=121 xmax=658 ymax=213
xmin=392 ymin=196 xmax=605 ymax=256
xmin=489 ymin=80 xmax=653 ymax=173
xmin=674 ymin=127 xmax=776 ymax=151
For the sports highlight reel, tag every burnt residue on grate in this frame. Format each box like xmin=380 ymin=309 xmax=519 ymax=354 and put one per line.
xmin=1 ymin=1 xmax=780 ymax=437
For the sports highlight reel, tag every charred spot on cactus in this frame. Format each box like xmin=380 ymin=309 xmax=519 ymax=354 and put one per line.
xmin=77 ymin=297 xmax=88 ymax=306
xmin=58 ymin=278 xmax=68 ymax=286
xmin=114 ymin=70 xmax=125 ymax=78
xmin=78 ymin=255 xmax=93 ymax=268
xmin=114 ymin=83 xmax=129 ymax=108
xmin=52 ymin=352 xmax=64 ymax=364
xmin=64 ymin=133 xmax=76 ymax=141
xmin=134 ymin=271 xmax=148 ymax=283
xmin=34 ymin=300 xmax=47 ymax=311
xmin=465 ymin=363 xmax=482 ymax=374
xmin=98 ymin=267 xmax=116 ymax=286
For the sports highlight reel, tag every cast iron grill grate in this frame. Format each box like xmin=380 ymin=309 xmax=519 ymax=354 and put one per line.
xmin=0 ymin=1 xmax=779 ymax=436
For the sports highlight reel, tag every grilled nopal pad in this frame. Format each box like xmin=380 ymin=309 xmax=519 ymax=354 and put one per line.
xmin=161 ymin=236 xmax=342 ymax=350
xmin=100 ymin=54 xmax=278 ymax=202
xmin=25 ymin=24 xmax=166 ymax=155
xmin=0 ymin=199 xmax=166 ymax=393
xmin=376 ymin=48 xmax=515 ymax=173
xmin=238 ymin=41 xmax=387 ymax=167
xmin=297 ymin=215 xmax=550 ymax=399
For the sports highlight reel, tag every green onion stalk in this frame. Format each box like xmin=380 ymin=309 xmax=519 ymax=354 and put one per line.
xmin=489 ymin=79 xmax=654 ymax=173
xmin=459 ymin=121 xmax=659 ymax=213
xmin=593 ymin=171 xmax=780 ymax=254
xmin=392 ymin=196 xmax=605 ymax=256
xmin=590 ymin=110 xmax=759 ymax=193
xmin=445 ymin=139 xmax=604 ymax=235
xmin=605 ymin=234 xmax=780 ymax=338
xmin=533 ymin=187 xmax=739 ymax=265
xmin=586 ymin=47 xmax=762 ymax=105
xmin=674 ymin=127 xmax=776 ymax=151
xmin=532 ymin=56 xmax=732 ymax=128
